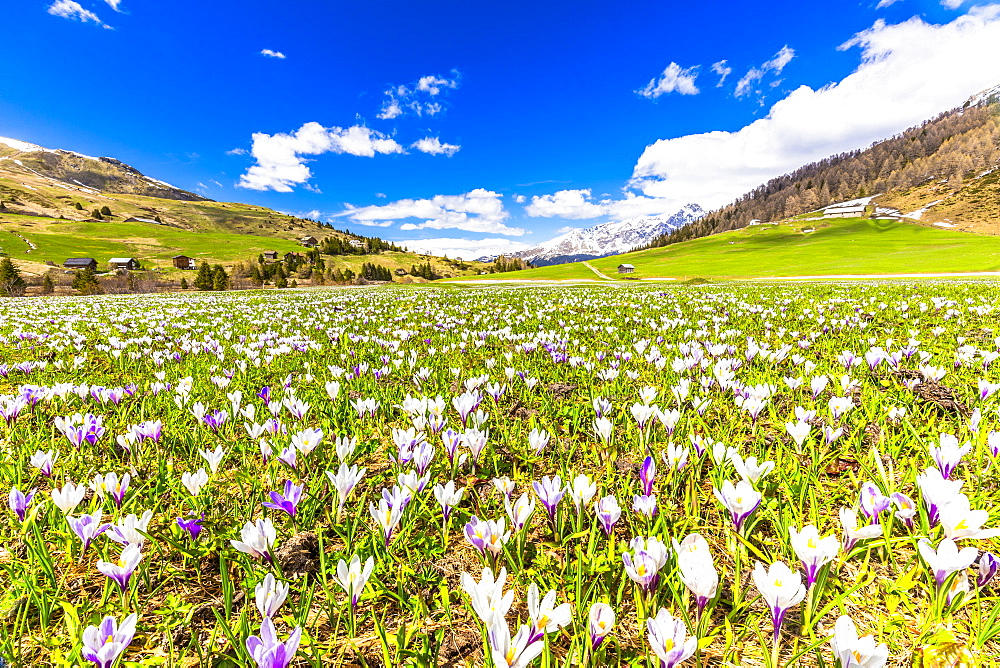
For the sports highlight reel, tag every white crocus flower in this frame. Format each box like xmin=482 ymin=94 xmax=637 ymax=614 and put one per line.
xmin=181 ymin=468 xmax=209 ymax=497
xmin=829 ymin=615 xmax=889 ymax=668
xmin=198 ymin=445 xmax=226 ymax=474
xmin=51 ymin=480 xmax=87 ymax=514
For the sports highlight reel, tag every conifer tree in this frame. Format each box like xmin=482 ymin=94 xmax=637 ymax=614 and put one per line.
xmin=41 ymin=273 xmax=54 ymax=295
xmin=0 ymin=257 xmax=27 ymax=297
xmin=194 ymin=262 xmax=214 ymax=291
xmin=211 ymin=265 xmax=229 ymax=291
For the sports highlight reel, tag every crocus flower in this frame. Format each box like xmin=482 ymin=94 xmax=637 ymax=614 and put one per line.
xmin=464 ymin=515 xmax=510 ymax=558
xmin=859 ymin=483 xmax=891 ymax=523
xmin=528 ymin=428 xmax=550 ymax=455
xmin=829 ymin=615 xmax=889 ymax=668
xmin=97 ymin=543 xmax=143 ymax=593
xmin=81 ymin=613 xmax=137 ymax=668
xmin=461 ymin=566 xmax=515 ymax=627
xmin=752 ymin=560 xmax=807 ymax=640
xmin=789 ymin=525 xmax=839 ymax=587
xmin=462 ymin=428 xmax=489 ymax=464
xmin=369 ymin=498 xmax=403 ymax=547
xmin=891 ymin=492 xmax=917 ymax=530
xmin=29 ymin=449 xmax=56 ymax=477
xmin=68 ymin=510 xmax=110 ymax=553
xmin=639 ymin=456 xmax=656 ymax=496
xmin=663 ymin=442 xmax=689 ymax=472
xmin=673 ymin=533 xmax=719 ymax=614
xmin=916 ymin=466 xmax=964 ymax=527
xmin=327 ymin=463 xmax=366 ymax=510
xmin=8 ymin=487 xmax=36 ymax=522
xmin=291 ymin=427 xmax=323 ymax=455
xmin=917 ymin=537 xmax=978 ymax=588
xmin=91 ymin=472 xmax=130 ymax=509
xmin=588 ymin=602 xmax=615 ymax=650
xmin=334 ymin=435 xmax=358 ymax=462
xmin=633 ymin=494 xmax=657 ymax=519
xmin=52 ymin=480 xmax=87 ymax=514
xmin=493 ymin=476 xmax=515 ymax=499
xmin=977 ymin=552 xmax=999 ymax=588
xmin=246 ymin=617 xmax=302 ymax=668
xmin=569 ymin=474 xmax=597 ymax=514
xmin=433 ymin=480 xmax=465 ymax=521
xmin=938 ymin=494 xmax=1000 ymax=540
xmin=532 ymin=475 xmax=565 ymax=522
xmin=489 ymin=621 xmax=544 ymax=668
xmin=930 ymin=433 xmax=971 ymax=479
xmin=729 ymin=454 xmax=775 ymax=485
xmin=594 ymin=495 xmax=621 ymax=535
xmin=526 ymin=583 xmax=572 ymax=643
xmin=623 ymin=536 xmax=668 ymax=592
xmin=946 ymin=572 xmax=971 ymax=606
xmin=647 ymin=608 xmax=698 ymax=668
xmin=181 ymin=468 xmax=209 ymax=497
xmin=255 ymin=573 xmax=289 ymax=618
xmin=335 ymin=555 xmax=375 ymax=608
xmin=176 ymin=513 xmax=205 ymax=540
xmin=231 ymin=518 xmax=277 ymax=564
xmin=786 ymin=421 xmax=811 ymax=449
xmin=713 ymin=480 xmax=761 ymax=531
xmin=262 ymin=480 xmax=304 ymax=517
xmin=839 ymin=508 xmax=882 ymax=553
xmin=107 ymin=510 xmax=153 ymax=547
xmin=594 ymin=417 xmax=614 ymax=444
xmin=504 ymin=493 xmax=536 ymax=532
xmin=277 ymin=446 xmax=297 ymax=470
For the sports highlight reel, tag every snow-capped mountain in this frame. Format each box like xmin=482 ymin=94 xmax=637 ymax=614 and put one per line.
xmin=512 ymin=203 xmax=703 ymax=266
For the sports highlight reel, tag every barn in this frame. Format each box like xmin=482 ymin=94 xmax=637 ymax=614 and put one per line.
xmin=63 ymin=258 xmax=98 ymax=270
xmin=109 ymin=258 xmax=140 ymax=271
xmin=617 ymin=264 xmax=635 ymax=274
xmin=172 ymin=255 xmax=196 ymax=270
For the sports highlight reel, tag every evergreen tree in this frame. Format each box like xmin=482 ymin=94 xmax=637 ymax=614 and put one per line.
xmin=100 ymin=205 xmax=112 ymax=216
xmin=154 ymin=215 xmax=162 ymax=223
xmin=74 ymin=202 xmax=84 ymax=210
xmin=0 ymin=257 xmax=27 ymax=297
xmin=41 ymin=273 xmax=54 ymax=295
xmin=71 ymin=266 xmax=101 ymax=295
xmin=211 ymin=265 xmax=229 ymax=291
xmin=180 ymin=277 xmax=188 ymax=290
xmin=194 ymin=262 xmax=214 ymax=291
xmin=92 ymin=209 xmax=103 ymax=220
xmin=249 ymin=264 xmax=263 ymax=287
xmin=275 ymin=272 xmax=288 ymax=289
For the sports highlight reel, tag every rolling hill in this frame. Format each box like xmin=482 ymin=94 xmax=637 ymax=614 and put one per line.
xmin=449 ymin=217 xmax=1000 ymax=281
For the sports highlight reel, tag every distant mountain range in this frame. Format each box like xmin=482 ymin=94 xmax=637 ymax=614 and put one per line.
xmin=505 ymin=204 xmax=704 ymax=266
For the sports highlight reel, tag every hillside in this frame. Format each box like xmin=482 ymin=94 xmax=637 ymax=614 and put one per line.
xmin=642 ymin=89 xmax=1000 ymax=249
xmin=0 ymin=136 xmax=495 ymax=284
xmin=450 ymin=217 xmax=1000 ymax=280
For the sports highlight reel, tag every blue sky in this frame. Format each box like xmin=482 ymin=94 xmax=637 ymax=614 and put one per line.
xmin=6 ymin=0 xmax=1000 ymax=257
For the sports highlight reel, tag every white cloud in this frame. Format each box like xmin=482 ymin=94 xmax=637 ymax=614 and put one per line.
xmin=104 ymin=0 xmax=123 ymax=10
xmin=338 ymin=189 xmax=523 ymax=235
xmin=411 ymin=137 xmax=461 ymax=156
xmin=734 ymin=46 xmax=794 ymax=98
xmin=628 ymin=8 xmax=1000 ymax=215
xmin=525 ymin=189 xmax=606 ymax=219
xmin=875 ymin=0 xmax=903 ymax=7
xmin=47 ymin=0 xmax=105 ymax=25
xmin=403 ymin=237 xmax=534 ymax=259
xmin=942 ymin=0 xmax=965 ymax=7
xmin=238 ymin=122 xmax=404 ymax=192
xmin=416 ymin=75 xmax=459 ymax=95
xmin=513 ymin=195 xmax=526 ymax=204
xmin=636 ymin=62 xmax=700 ymax=98
xmin=378 ymin=71 xmax=460 ymax=119
xmin=260 ymin=49 xmax=286 ymax=59
xmin=226 ymin=147 xmax=248 ymax=156
xmin=555 ymin=226 xmax=578 ymax=234
xmin=711 ymin=60 xmax=733 ymax=87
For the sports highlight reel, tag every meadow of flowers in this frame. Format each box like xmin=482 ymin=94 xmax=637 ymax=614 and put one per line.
xmin=2 ymin=282 xmax=1000 ymax=667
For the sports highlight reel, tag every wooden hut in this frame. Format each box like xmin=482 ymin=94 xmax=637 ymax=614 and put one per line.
xmin=172 ymin=255 xmax=196 ymax=270
xmin=63 ymin=258 xmax=98 ymax=270
xmin=617 ymin=264 xmax=635 ymax=274
xmin=109 ymin=258 xmax=140 ymax=271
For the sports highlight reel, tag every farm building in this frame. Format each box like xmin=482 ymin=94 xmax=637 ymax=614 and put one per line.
xmin=617 ymin=264 xmax=635 ymax=274
xmin=108 ymin=258 xmax=141 ymax=271
xmin=394 ymin=268 xmax=408 ymax=276
xmin=300 ymin=236 xmax=319 ymax=247
xmin=348 ymin=239 xmax=366 ymax=249
xmin=64 ymin=258 xmax=98 ymax=270
xmin=172 ymin=255 xmax=196 ymax=270
xmin=823 ymin=205 xmax=868 ymax=218
xmin=262 ymin=251 xmax=279 ymax=261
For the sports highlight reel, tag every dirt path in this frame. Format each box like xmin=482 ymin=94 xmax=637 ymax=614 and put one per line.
xmin=582 ymin=261 xmax=612 ymax=280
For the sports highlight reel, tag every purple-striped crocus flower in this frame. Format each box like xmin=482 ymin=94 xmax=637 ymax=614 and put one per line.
xmin=97 ymin=543 xmax=143 ymax=593
xmin=246 ymin=618 xmax=302 ymax=668
xmin=29 ymin=449 xmax=56 ymax=477
xmin=978 ymin=552 xmax=999 ymax=588
xmin=594 ymin=495 xmax=621 ymax=535
xmin=335 ymin=555 xmax=375 ymax=608
xmin=202 ymin=410 xmax=229 ymax=432
xmin=8 ymin=487 xmax=36 ymax=522
xmin=712 ymin=480 xmax=761 ymax=532
xmin=68 ymin=510 xmax=110 ymax=553
xmin=639 ymin=456 xmax=656 ymax=496
xmin=81 ymin=613 xmax=137 ymax=668
xmin=859 ymin=482 xmax=891 ymax=524
xmin=263 ymin=481 xmax=304 ymax=517
xmin=589 ymin=602 xmax=615 ymax=650
xmin=532 ymin=475 xmax=565 ymax=523
xmin=752 ymin=560 xmax=806 ymax=642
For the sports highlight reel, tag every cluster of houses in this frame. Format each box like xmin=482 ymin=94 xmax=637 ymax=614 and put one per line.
xmin=63 ymin=257 xmax=142 ymax=271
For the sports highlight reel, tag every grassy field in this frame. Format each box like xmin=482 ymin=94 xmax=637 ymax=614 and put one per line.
xmin=470 ymin=218 xmax=1000 ymax=281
